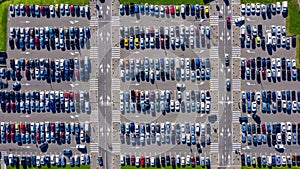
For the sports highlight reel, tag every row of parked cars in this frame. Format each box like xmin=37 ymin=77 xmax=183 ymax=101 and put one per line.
xmin=4 ymin=153 xmax=90 ymax=166
xmin=0 ymin=121 xmax=89 ymax=144
xmin=242 ymin=153 xmax=298 ymax=167
xmin=240 ymin=1 xmax=287 ymax=17
xmin=120 ymin=57 xmax=211 ymax=82
xmin=120 ymin=154 xmax=210 ymax=167
xmin=2 ymin=57 xmax=89 ymax=82
xmin=242 ymin=89 xmax=300 ymax=113
xmin=241 ymin=122 xmax=300 ymax=146
xmin=0 ymin=90 xmax=89 ymax=113
xmin=9 ymin=4 xmax=90 ymax=17
xmin=241 ymin=57 xmax=298 ymax=81
xmin=120 ymin=89 xmax=211 ymax=113
xmin=119 ymin=4 xmax=209 ymax=18
xmin=121 ymin=122 xmax=210 ymax=147
xmin=9 ymin=26 xmax=90 ymax=50
xmin=121 ymin=25 xmax=210 ymax=49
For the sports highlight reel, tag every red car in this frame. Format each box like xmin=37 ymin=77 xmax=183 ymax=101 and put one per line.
xmin=6 ymin=132 xmax=10 ymax=141
xmin=25 ymin=69 xmax=30 ymax=79
xmin=226 ymin=16 xmax=231 ymax=27
xmin=11 ymin=132 xmax=15 ymax=141
xmin=69 ymin=90 xmax=73 ymax=101
xmin=10 ymin=123 xmax=15 ymax=132
xmin=165 ymin=6 xmax=169 ymax=14
xmin=36 ymin=133 xmax=40 ymax=142
xmin=160 ymin=38 xmax=164 ymax=48
xmin=246 ymin=59 xmax=250 ymax=67
xmin=262 ymin=123 xmax=266 ymax=134
xmin=262 ymin=69 xmax=266 ymax=79
xmin=140 ymin=156 xmax=145 ymax=166
xmin=25 ymin=5 xmax=29 ymax=14
xmin=70 ymin=5 xmax=74 ymax=15
xmin=64 ymin=92 xmax=69 ymax=99
xmin=131 ymin=155 xmax=135 ymax=165
xmin=35 ymin=38 xmax=39 ymax=47
xmin=60 ymin=131 xmax=65 ymax=142
xmin=50 ymin=123 xmax=55 ymax=131
xmin=40 ymin=6 xmax=45 ymax=15
xmin=191 ymin=156 xmax=195 ymax=167
xmin=170 ymin=5 xmax=174 ymax=15
xmin=20 ymin=123 xmax=25 ymax=133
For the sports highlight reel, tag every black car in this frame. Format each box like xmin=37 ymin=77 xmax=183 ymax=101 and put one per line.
xmin=166 ymin=155 xmax=170 ymax=166
xmin=292 ymin=35 xmax=296 ymax=48
xmin=171 ymin=157 xmax=175 ymax=166
xmin=185 ymin=4 xmax=189 ymax=15
xmin=241 ymin=154 xmax=245 ymax=165
xmin=161 ymin=156 xmax=165 ymax=166
xmin=155 ymin=157 xmax=160 ymax=167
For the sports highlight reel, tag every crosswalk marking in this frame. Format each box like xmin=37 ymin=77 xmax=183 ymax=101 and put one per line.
xmin=112 ymin=47 xmax=120 ymax=58
xmin=232 ymin=79 xmax=241 ymax=91
xmin=112 ymin=16 xmax=120 ymax=27
xmin=232 ymin=46 xmax=241 ymax=57
xmin=90 ymin=47 xmax=99 ymax=59
xmin=210 ymin=110 xmax=219 ymax=121
xmin=89 ymin=143 xmax=99 ymax=153
xmin=112 ymin=78 xmax=120 ymax=91
xmin=112 ymin=143 xmax=121 ymax=153
xmin=210 ymin=142 xmax=219 ymax=153
xmin=232 ymin=142 xmax=241 ymax=152
xmin=112 ymin=110 xmax=120 ymax=122
xmin=210 ymin=16 xmax=219 ymax=26
xmin=232 ymin=111 xmax=240 ymax=122
xmin=210 ymin=79 xmax=219 ymax=90
xmin=210 ymin=46 xmax=219 ymax=58
xmin=90 ymin=16 xmax=98 ymax=27
xmin=89 ymin=78 xmax=99 ymax=91
xmin=90 ymin=110 xmax=99 ymax=122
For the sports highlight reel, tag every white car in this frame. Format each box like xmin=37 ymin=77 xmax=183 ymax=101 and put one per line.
xmin=206 ymin=26 xmax=210 ymax=36
xmin=267 ymin=69 xmax=271 ymax=77
xmin=160 ymin=5 xmax=164 ymax=16
xmin=246 ymin=3 xmax=251 ymax=14
xmin=277 ymin=133 xmax=282 ymax=143
xmin=251 ymin=102 xmax=257 ymax=112
xmin=277 ymin=68 xmax=281 ymax=77
xmin=282 ymin=26 xmax=286 ymax=35
xmin=281 ymin=122 xmax=286 ymax=133
xmin=255 ymin=3 xmax=260 ymax=14
xmin=200 ymin=26 xmax=205 ymax=35
xmin=275 ymin=144 xmax=284 ymax=150
xmin=240 ymin=25 xmax=245 ymax=36
xmin=181 ymin=4 xmax=185 ymax=14
xmin=292 ymin=59 xmax=296 ymax=68
xmin=276 ymin=2 xmax=281 ymax=13
xmin=250 ymin=3 xmax=255 ymax=13
xmin=261 ymin=4 xmax=266 ymax=13
xmin=241 ymin=4 xmax=246 ymax=14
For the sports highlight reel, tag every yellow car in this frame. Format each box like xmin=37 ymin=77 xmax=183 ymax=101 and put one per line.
xmin=15 ymin=123 xmax=19 ymax=133
xmin=124 ymin=38 xmax=129 ymax=47
xmin=256 ymin=37 xmax=261 ymax=45
xmin=135 ymin=37 xmax=139 ymax=47
xmin=205 ymin=6 xmax=209 ymax=14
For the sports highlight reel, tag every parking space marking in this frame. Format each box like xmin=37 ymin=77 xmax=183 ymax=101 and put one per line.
xmin=112 ymin=78 xmax=120 ymax=91
xmin=232 ymin=79 xmax=241 ymax=91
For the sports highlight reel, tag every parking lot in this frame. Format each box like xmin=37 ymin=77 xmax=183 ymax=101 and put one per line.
xmin=0 ymin=3 xmax=95 ymax=168
xmin=110 ymin=3 xmax=221 ymax=167
xmin=236 ymin=1 xmax=300 ymax=168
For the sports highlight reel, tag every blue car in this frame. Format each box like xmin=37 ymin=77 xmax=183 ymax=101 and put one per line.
xmin=70 ymin=157 xmax=74 ymax=166
xmin=16 ymin=133 xmax=21 ymax=143
xmin=4 ymin=156 xmax=8 ymax=165
xmin=196 ymin=58 xmax=200 ymax=68
xmin=31 ymin=155 xmax=36 ymax=166
xmin=119 ymin=5 xmax=124 ymax=15
xmin=242 ymin=122 xmax=246 ymax=133
xmin=85 ymin=155 xmax=90 ymax=164
xmin=190 ymin=4 xmax=195 ymax=15
xmin=61 ymin=157 xmax=66 ymax=166
xmin=85 ymin=27 xmax=90 ymax=39
xmin=140 ymin=5 xmax=144 ymax=13
xmin=134 ymin=4 xmax=139 ymax=13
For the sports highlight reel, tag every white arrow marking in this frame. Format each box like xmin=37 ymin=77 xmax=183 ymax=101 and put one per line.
xmin=246 ymin=50 xmax=255 ymax=53
xmin=107 ymin=64 xmax=110 ymax=68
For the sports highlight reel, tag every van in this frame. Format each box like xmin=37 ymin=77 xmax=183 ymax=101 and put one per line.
xmin=85 ymin=102 xmax=90 ymax=112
